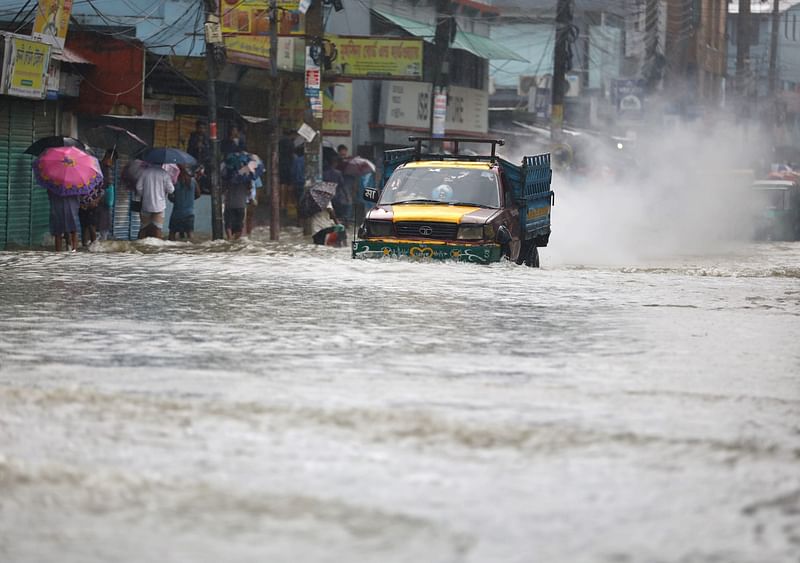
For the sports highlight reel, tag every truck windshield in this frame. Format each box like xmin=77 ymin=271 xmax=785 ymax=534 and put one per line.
xmin=380 ymin=166 xmax=500 ymax=208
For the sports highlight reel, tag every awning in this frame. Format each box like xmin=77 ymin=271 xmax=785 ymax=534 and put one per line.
xmin=52 ymin=47 xmax=94 ymax=65
xmin=372 ymin=8 xmax=528 ymax=62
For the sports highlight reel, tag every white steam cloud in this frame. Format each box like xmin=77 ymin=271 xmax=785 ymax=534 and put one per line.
xmin=501 ymin=120 xmax=768 ymax=266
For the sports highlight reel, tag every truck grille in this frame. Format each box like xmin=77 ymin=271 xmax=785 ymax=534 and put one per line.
xmin=395 ymin=221 xmax=458 ymax=240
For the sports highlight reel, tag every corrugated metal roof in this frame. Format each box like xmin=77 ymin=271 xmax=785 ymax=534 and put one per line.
xmin=52 ymin=47 xmax=94 ymax=65
xmin=372 ymin=8 xmax=528 ymax=62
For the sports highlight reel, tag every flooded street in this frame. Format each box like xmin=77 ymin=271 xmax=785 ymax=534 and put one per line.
xmin=1 ymin=230 xmax=799 ymax=563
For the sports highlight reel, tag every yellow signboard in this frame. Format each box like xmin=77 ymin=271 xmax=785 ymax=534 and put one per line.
xmin=223 ymin=35 xmax=270 ymax=69
xmin=326 ymin=36 xmax=423 ymax=80
xmin=220 ymin=0 xmax=303 ymax=35
xmin=280 ymin=80 xmax=352 ymax=136
xmin=2 ymin=36 xmax=51 ymax=99
xmin=322 ymin=82 xmax=352 ymax=136
xmin=32 ymin=0 xmax=73 ymax=49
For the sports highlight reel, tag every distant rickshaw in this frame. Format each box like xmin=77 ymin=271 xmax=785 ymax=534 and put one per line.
xmin=750 ymin=176 xmax=800 ymax=241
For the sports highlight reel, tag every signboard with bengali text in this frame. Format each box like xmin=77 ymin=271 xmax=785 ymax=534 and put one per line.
xmin=281 ymin=80 xmax=352 ymax=139
xmin=223 ymin=35 xmax=300 ymax=70
xmin=326 ymin=36 xmax=422 ymax=80
xmin=322 ymin=82 xmax=352 ymax=136
xmin=2 ymin=36 xmax=51 ymax=99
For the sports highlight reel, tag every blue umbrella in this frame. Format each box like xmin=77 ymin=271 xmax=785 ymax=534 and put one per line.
xmin=221 ymin=151 xmax=264 ymax=185
xmin=142 ymin=147 xmax=197 ymax=166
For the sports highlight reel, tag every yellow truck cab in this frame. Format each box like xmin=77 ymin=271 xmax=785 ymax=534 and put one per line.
xmin=353 ymin=137 xmax=553 ymax=266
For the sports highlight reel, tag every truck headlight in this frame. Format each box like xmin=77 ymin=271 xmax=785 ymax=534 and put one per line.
xmin=457 ymin=225 xmax=484 ymax=240
xmin=367 ymin=220 xmax=393 ymax=237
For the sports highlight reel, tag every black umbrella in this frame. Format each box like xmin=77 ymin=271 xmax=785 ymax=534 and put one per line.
xmin=84 ymin=125 xmax=147 ymax=156
xmin=24 ymin=136 xmax=86 ymax=156
xmin=141 ymin=147 xmax=197 ymax=166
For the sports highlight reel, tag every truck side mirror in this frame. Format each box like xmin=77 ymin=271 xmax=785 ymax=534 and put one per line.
xmin=362 ymin=187 xmax=380 ymax=203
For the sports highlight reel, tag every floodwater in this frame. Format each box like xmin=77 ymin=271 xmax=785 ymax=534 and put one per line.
xmin=0 ymin=228 xmax=798 ymax=563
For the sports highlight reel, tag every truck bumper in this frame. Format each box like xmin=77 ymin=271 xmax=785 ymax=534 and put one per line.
xmin=352 ymin=239 xmax=503 ymax=264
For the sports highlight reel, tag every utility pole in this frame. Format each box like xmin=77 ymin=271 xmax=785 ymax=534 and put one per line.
xmin=303 ymin=0 xmax=323 ymax=232
xmin=204 ymin=0 xmax=224 ymax=240
xmin=551 ymin=0 xmax=572 ymax=141
xmin=428 ymin=0 xmax=453 ymax=152
xmin=269 ymin=0 xmax=280 ymax=240
xmin=736 ymin=0 xmax=751 ymax=101
xmin=644 ymin=0 xmax=660 ymax=91
xmin=768 ymin=0 xmax=780 ymax=98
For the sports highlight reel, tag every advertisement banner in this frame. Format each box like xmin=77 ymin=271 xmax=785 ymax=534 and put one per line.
xmin=2 ymin=36 xmax=51 ymax=99
xmin=220 ymin=0 xmax=304 ymax=68
xmin=612 ymin=79 xmax=644 ymax=119
xmin=322 ymin=82 xmax=352 ymax=136
xmin=305 ymin=46 xmax=322 ymax=120
xmin=223 ymin=36 xmax=301 ymax=71
xmin=325 ymin=36 xmax=422 ymax=80
xmin=220 ymin=0 xmax=303 ymax=36
xmin=446 ymin=85 xmax=488 ymax=135
xmin=380 ymin=81 xmax=432 ymax=130
xmin=379 ymin=82 xmax=488 ymax=135
xmin=32 ymin=0 xmax=73 ymax=50
xmin=280 ymin=80 xmax=350 ymax=136
xmin=432 ymin=91 xmax=447 ymax=138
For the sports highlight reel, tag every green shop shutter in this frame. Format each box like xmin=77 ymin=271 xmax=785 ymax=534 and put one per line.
xmin=0 ymin=99 xmax=57 ymax=248
xmin=6 ymin=100 xmax=36 ymax=247
xmin=0 ymin=103 xmax=9 ymax=249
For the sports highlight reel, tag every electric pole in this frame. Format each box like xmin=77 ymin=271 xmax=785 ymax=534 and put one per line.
xmin=428 ymin=0 xmax=453 ymax=152
xmin=204 ymin=0 xmax=224 ymax=240
xmin=551 ymin=0 xmax=572 ymax=142
xmin=303 ymin=0 xmax=323 ymax=231
xmin=269 ymin=0 xmax=280 ymax=240
xmin=768 ymin=0 xmax=780 ymax=98
xmin=736 ymin=0 xmax=751 ymax=102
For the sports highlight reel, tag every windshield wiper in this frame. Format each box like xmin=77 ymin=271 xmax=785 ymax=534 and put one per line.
xmin=391 ymin=199 xmax=448 ymax=205
xmin=449 ymin=201 xmax=497 ymax=209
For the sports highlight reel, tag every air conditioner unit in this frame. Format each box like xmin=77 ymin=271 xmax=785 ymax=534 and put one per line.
xmin=518 ymin=75 xmax=537 ymax=96
xmin=565 ymin=73 xmax=581 ymax=97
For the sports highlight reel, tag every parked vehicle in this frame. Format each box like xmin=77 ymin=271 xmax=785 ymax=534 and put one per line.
xmin=749 ymin=178 xmax=800 ymax=241
xmin=353 ymin=137 xmax=553 ymax=266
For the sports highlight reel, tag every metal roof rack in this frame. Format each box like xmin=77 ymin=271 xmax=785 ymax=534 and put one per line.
xmin=407 ymin=136 xmax=505 ymax=163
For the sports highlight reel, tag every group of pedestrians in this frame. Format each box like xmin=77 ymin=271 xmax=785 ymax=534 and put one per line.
xmin=186 ymin=120 xmax=255 ymax=240
xmin=48 ymin=148 xmax=118 ymax=252
xmin=47 ymin=120 xmax=367 ymax=250
xmin=133 ymin=162 xmax=200 ymax=241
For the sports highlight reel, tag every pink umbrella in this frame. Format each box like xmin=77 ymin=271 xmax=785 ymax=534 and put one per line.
xmin=33 ymin=147 xmax=103 ymax=197
xmin=342 ymin=156 xmax=376 ymax=177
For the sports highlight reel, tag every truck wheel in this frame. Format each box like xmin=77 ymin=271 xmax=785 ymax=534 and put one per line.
xmin=517 ymin=240 xmax=540 ymax=267
xmin=525 ymin=245 xmax=540 ymax=268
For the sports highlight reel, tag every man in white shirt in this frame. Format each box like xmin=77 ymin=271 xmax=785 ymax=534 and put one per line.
xmin=135 ymin=166 xmax=174 ymax=239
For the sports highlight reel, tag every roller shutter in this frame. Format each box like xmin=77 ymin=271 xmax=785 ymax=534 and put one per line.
xmin=0 ymin=102 xmax=9 ymax=249
xmin=0 ymin=99 xmax=57 ymax=248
